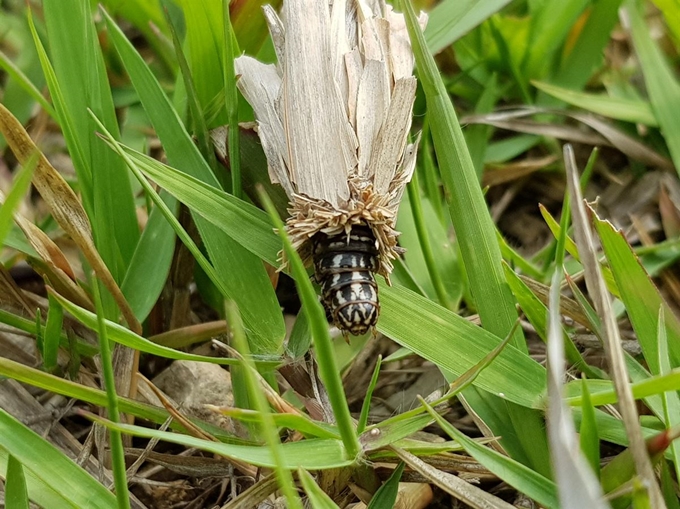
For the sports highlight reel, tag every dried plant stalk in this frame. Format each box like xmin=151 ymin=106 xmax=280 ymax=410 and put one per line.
xmin=236 ymin=0 xmax=426 ymax=335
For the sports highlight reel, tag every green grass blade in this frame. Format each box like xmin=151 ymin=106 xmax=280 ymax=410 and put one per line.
xmin=366 ymin=462 xmax=405 ymax=509
xmin=112 ymin=140 xmax=280 ymax=266
xmin=165 ymin=8 xmax=217 ymax=170
xmin=91 ymin=413 xmax=353 ymax=469
xmin=298 ymin=469 xmax=340 ymax=509
xmin=215 ymin=408 xmax=339 ymax=439
xmin=176 ymin=0 xmax=227 ymax=126
xmin=402 ymin=0 xmax=550 ymax=472
xmin=421 ymin=399 xmax=559 ymax=508
xmin=504 ymin=263 xmax=605 ymax=379
xmin=424 ymin=0 xmax=513 ymax=54
xmin=533 ymin=80 xmax=657 ymax=126
xmin=357 ymin=357 xmax=382 ymax=435
xmin=5 ymin=455 xmax=29 ymax=509
xmin=523 ymin=0 xmax=589 ymax=79
xmin=594 ymin=215 xmax=680 ymax=372
xmin=0 ymin=49 xmax=55 ymax=119
xmin=406 ymin=172 xmax=452 ymax=308
xmin=42 ymin=0 xmax=140 ymax=280
xmin=92 ymin=279 xmax=130 ymax=509
xmin=656 ymin=308 xmax=680 ymax=481
xmin=50 ymin=288 xmax=278 ymax=368
xmin=43 ymin=290 xmax=63 ymax=373
xmin=580 ymin=377 xmax=601 ymax=479
xmin=379 ymin=283 xmax=544 ymax=409
xmin=542 ymin=0 xmax=624 ymax=97
xmin=259 ymin=190 xmax=361 ymax=460
xmin=404 ymin=0 xmax=522 ymax=345
xmin=625 ymin=0 xmax=680 ymax=174
xmin=223 ymin=1 xmax=242 ymax=199
xmin=226 ymin=303 xmax=303 ymax=509
xmin=102 ymin=8 xmax=285 ymax=353
xmin=0 ymin=409 xmax=118 ymax=508
xmin=0 ymin=151 xmax=38 ymax=246
xmin=120 ymin=191 xmax=178 ymax=322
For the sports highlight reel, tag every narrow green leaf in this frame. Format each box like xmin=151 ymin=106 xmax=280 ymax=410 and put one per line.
xmin=223 ymin=0 xmax=241 ymax=199
xmin=657 ymin=307 xmax=680 ymax=481
xmin=43 ymin=290 xmax=63 ymax=373
xmin=0 ymin=48 xmax=55 ymax=119
xmin=215 ymin=407 xmax=339 ymax=440
xmin=50 ymin=289 xmax=278 ymax=368
xmin=424 ymin=0 xmax=513 ymax=54
xmin=91 ymin=413 xmax=353 ymax=469
xmin=626 ymin=0 xmax=680 ymax=174
xmin=543 ymin=0 xmax=624 ymax=97
xmin=421 ymin=399 xmax=559 ymax=508
xmin=176 ymin=0 xmax=227 ymax=125
xmin=165 ymin=8 xmax=216 ymax=170
xmin=379 ymin=283 xmax=545 ymax=410
xmin=91 ymin=280 xmax=130 ymax=509
xmin=403 ymin=0 xmax=550 ymax=473
xmin=298 ymin=469 xmax=340 ymax=509
xmin=367 ymin=462 xmax=405 ymax=509
xmin=504 ymin=263 xmax=603 ymax=378
xmin=566 ymin=369 xmax=680 ymax=407
xmin=595 ymin=216 xmax=680 ymax=372
xmin=120 ymin=191 xmax=177 ymax=322
xmin=226 ymin=303 xmax=303 ymax=509
xmin=113 ymin=142 xmax=280 ymax=266
xmin=43 ymin=0 xmax=140 ymax=279
xmin=0 ymin=151 xmax=38 ymax=247
xmin=259 ymin=190 xmax=361 ymax=460
xmin=102 ymin=8 xmax=285 ymax=353
xmin=523 ymin=0 xmax=589 ymax=78
xmin=579 ymin=377 xmax=601 ymax=479
xmin=357 ymin=357 xmax=382 ymax=435
xmin=5 ymin=455 xmax=29 ymax=509
xmin=0 ymin=409 xmax=118 ymax=508
xmin=534 ymin=81 xmax=657 ymax=126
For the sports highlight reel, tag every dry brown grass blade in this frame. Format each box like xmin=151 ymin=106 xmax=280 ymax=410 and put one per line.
xmin=220 ymin=473 xmax=278 ymax=509
xmin=464 ymin=108 xmax=673 ymax=170
xmin=391 ymin=446 xmax=515 ymax=509
xmin=0 ymin=189 xmax=94 ymax=311
xmin=0 ymin=264 xmax=38 ymax=318
xmin=564 ymin=143 xmax=666 ymax=507
xmin=482 ymin=154 xmax=557 ymax=187
xmin=519 ymin=274 xmax=593 ymax=329
xmin=0 ymin=103 xmax=142 ymax=335
xmin=149 ymin=320 xmax=228 ymax=349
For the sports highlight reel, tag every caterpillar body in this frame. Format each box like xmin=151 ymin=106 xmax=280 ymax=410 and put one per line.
xmin=312 ymin=224 xmax=380 ymax=336
xmin=235 ymin=0 xmax=427 ymax=336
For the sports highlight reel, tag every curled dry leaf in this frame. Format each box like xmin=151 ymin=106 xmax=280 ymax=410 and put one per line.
xmin=0 ymin=103 xmax=142 ymax=335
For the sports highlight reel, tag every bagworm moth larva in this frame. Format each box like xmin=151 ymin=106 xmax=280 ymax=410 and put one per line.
xmin=235 ymin=0 xmax=427 ymax=337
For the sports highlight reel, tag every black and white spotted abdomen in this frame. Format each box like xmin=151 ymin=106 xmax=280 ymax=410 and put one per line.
xmin=311 ymin=224 xmax=380 ymax=336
